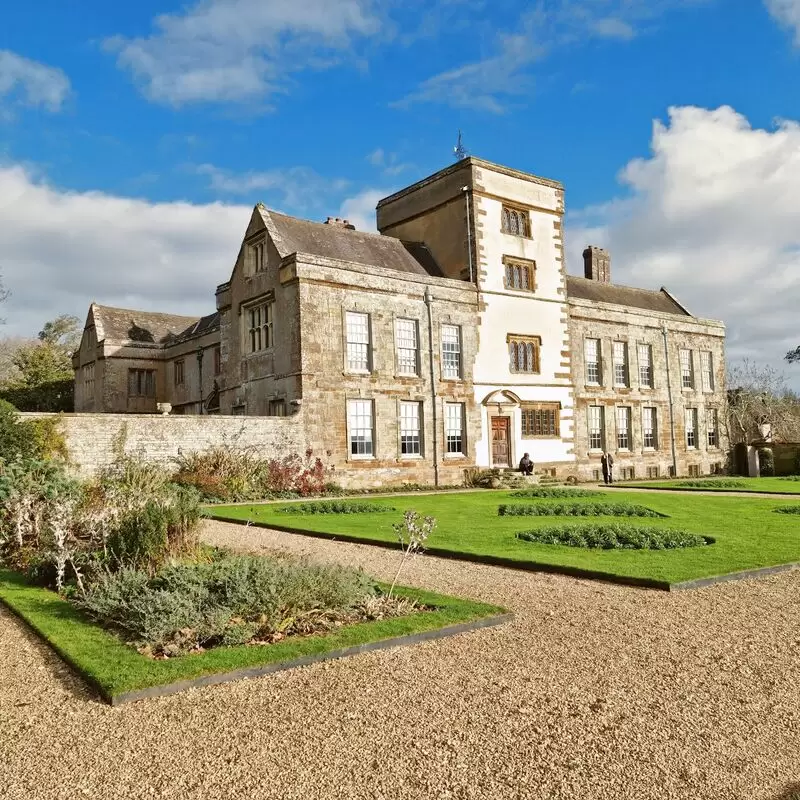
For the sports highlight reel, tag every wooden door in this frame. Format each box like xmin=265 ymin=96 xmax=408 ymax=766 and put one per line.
xmin=491 ymin=417 xmax=511 ymax=467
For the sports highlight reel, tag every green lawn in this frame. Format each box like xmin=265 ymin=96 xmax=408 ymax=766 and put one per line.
xmin=619 ymin=477 xmax=800 ymax=494
xmin=208 ymin=490 xmax=800 ymax=588
xmin=0 ymin=569 xmax=503 ymax=704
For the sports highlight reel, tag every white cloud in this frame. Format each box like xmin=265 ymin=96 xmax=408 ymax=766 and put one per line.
xmin=195 ymin=163 xmax=350 ymax=212
xmin=105 ymin=0 xmax=382 ymax=107
xmin=765 ymin=0 xmax=800 ymax=42
xmin=565 ymin=105 xmax=800 ymax=383
xmin=0 ymin=50 xmax=71 ymax=114
xmin=396 ymin=1 xmax=708 ymax=112
xmin=365 ymin=148 xmax=413 ymax=176
xmin=0 ymin=163 xmax=248 ymax=337
xmin=338 ymin=188 xmax=395 ymax=232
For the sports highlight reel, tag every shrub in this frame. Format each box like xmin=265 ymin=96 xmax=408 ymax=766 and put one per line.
xmin=515 ymin=524 xmax=707 ymax=550
xmin=677 ymin=479 xmax=747 ymax=489
xmin=75 ymin=552 xmax=395 ymax=656
xmin=276 ymin=501 xmax=396 ymax=514
xmin=774 ymin=505 xmax=800 ymax=515
xmin=0 ymin=400 xmax=40 ymax=462
xmin=510 ymin=487 xmax=603 ymax=499
xmin=173 ymin=446 xmax=327 ymax=501
xmin=498 ymin=503 xmax=663 ymax=518
xmin=758 ymin=448 xmax=775 ymax=477
xmin=778 ymin=476 xmax=800 ymax=482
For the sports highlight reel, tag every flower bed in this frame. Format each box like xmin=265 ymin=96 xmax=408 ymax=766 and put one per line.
xmin=498 ymin=503 xmax=663 ymax=518
xmin=509 ymin=487 xmax=605 ymax=499
xmin=276 ymin=501 xmax=396 ymax=515
xmin=515 ymin=523 xmax=708 ymax=550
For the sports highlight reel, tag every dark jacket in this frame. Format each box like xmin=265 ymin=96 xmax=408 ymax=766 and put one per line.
xmin=601 ymin=453 xmax=614 ymax=470
xmin=519 ymin=456 xmax=533 ymax=471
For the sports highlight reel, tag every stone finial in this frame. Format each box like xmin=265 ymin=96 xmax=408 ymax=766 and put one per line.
xmin=583 ymin=246 xmax=611 ymax=283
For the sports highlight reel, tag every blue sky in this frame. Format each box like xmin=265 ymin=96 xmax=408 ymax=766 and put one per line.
xmin=2 ymin=0 xmax=800 ymax=386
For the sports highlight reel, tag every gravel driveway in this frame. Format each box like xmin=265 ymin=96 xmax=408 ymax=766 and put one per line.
xmin=3 ymin=519 xmax=800 ymax=800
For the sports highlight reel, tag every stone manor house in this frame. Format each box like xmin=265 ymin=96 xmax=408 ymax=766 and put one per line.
xmin=73 ymin=157 xmax=727 ymax=486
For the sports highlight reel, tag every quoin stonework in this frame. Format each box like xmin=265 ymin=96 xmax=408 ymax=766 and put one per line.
xmin=72 ymin=157 xmax=727 ymax=486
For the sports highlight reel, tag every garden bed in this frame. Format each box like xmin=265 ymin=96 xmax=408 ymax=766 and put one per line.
xmin=0 ymin=568 xmax=507 ymax=705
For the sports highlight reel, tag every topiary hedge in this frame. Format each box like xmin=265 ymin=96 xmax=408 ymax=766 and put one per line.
xmin=515 ymin=523 xmax=708 ymax=550
xmin=498 ymin=503 xmax=664 ymax=518
xmin=276 ymin=501 xmax=397 ymax=514
xmin=509 ymin=487 xmax=604 ymax=499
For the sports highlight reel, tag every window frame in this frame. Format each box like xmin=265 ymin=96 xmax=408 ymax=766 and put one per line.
xmin=707 ymin=407 xmax=719 ymax=448
xmin=588 ymin=405 xmax=605 ymax=452
xmin=347 ymin=398 xmax=375 ymax=459
xmin=127 ymin=368 xmax=156 ymax=398
xmin=507 ymin=334 xmax=542 ymax=375
xmin=502 ymin=257 xmax=536 ymax=293
xmin=173 ymin=359 xmax=185 ymax=387
xmin=585 ymin=338 xmax=602 ymax=386
xmin=345 ymin=310 xmax=372 ymax=374
xmin=440 ymin=324 xmax=462 ymax=380
xmin=642 ymin=406 xmax=658 ymax=450
xmin=612 ymin=341 xmax=629 ymax=388
xmin=501 ymin=205 xmax=532 ymax=238
xmin=245 ymin=299 xmax=274 ymax=355
xmin=521 ymin=403 xmax=561 ymax=438
xmin=637 ymin=343 xmax=653 ymax=388
xmin=685 ymin=407 xmax=698 ymax=449
xmin=398 ymin=400 xmax=423 ymax=458
xmin=680 ymin=348 xmax=694 ymax=390
xmin=616 ymin=406 xmax=632 ymax=451
xmin=394 ymin=317 xmax=420 ymax=377
xmin=700 ymin=351 xmax=715 ymax=392
xmin=444 ymin=402 xmax=466 ymax=457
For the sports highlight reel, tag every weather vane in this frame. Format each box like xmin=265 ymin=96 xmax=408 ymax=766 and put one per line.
xmin=453 ymin=130 xmax=468 ymax=161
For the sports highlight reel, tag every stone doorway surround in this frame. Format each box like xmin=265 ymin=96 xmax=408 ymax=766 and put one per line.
xmin=482 ymin=389 xmax=521 ymax=469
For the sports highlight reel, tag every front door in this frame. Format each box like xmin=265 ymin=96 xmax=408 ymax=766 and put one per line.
xmin=491 ymin=416 xmax=511 ymax=467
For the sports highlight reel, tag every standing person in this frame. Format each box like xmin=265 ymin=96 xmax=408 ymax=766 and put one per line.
xmin=601 ymin=451 xmax=614 ymax=484
xmin=518 ymin=452 xmax=534 ymax=476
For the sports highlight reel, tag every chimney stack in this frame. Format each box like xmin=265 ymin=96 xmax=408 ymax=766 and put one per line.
xmin=583 ymin=246 xmax=611 ymax=283
xmin=324 ymin=216 xmax=356 ymax=230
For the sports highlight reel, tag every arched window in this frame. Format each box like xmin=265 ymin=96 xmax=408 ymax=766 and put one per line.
xmin=501 ymin=205 xmax=531 ymax=237
xmin=508 ymin=335 xmax=541 ymax=374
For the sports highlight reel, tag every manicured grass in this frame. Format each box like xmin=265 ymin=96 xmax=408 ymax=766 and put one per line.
xmin=208 ymin=490 xmax=800 ymax=587
xmin=0 ymin=569 xmax=503 ymax=704
xmin=619 ymin=477 xmax=800 ymax=494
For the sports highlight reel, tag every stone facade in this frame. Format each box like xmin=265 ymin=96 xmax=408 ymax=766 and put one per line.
xmin=72 ymin=156 xmax=727 ymax=486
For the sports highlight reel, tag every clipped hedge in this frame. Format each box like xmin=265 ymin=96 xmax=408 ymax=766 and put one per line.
xmin=778 ymin=476 xmax=800 ymax=482
xmin=677 ymin=479 xmax=747 ymax=489
xmin=276 ymin=501 xmax=397 ymax=515
xmin=498 ymin=502 xmax=663 ymax=518
xmin=509 ymin=487 xmax=603 ymax=499
xmin=774 ymin=505 xmax=800 ymax=515
xmin=515 ymin=523 xmax=708 ymax=550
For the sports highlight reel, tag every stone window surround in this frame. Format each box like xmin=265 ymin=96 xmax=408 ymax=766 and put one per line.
xmin=398 ymin=399 xmax=424 ymax=459
xmin=642 ymin=405 xmax=658 ymax=450
xmin=587 ymin=404 xmax=605 ymax=452
xmin=393 ymin=316 xmax=421 ymax=378
xmin=521 ymin=402 xmax=561 ymax=438
xmin=584 ymin=337 xmax=602 ymax=386
xmin=444 ymin=401 xmax=466 ymax=457
xmin=128 ymin=368 xmax=156 ymax=398
xmin=706 ymin=406 xmax=719 ymax=448
xmin=343 ymin=309 xmax=373 ymax=375
xmin=501 ymin=204 xmax=532 ymax=238
xmin=243 ymin=232 xmax=267 ymax=277
xmin=616 ymin=405 xmax=632 ymax=451
xmin=637 ymin=342 xmax=654 ymax=389
xmin=440 ymin=323 xmax=462 ymax=381
xmin=241 ymin=291 xmax=275 ymax=356
xmin=700 ymin=350 xmax=715 ymax=392
xmin=174 ymin=359 xmax=185 ymax=387
xmin=507 ymin=334 xmax=542 ymax=375
xmin=346 ymin=397 xmax=375 ymax=460
xmin=680 ymin=348 xmax=695 ymax=391
xmin=612 ymin=341 xmax=630 ymax=388
xmin=502 ymin=255 xmax=537 ymax=293
xmin=685 ymin=407 xmax=698 ymax=449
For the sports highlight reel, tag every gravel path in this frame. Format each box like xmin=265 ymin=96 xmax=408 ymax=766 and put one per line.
xmin=3 ymin=520 xmax=800 ymax=800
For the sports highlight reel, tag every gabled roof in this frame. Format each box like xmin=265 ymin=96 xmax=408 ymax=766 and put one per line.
xmin=566 ymin=276 xmax=691 ymax=316
xmin=91 ymin=304 xmax=219 ymax=345
xmin=260 ymin=207 xmax=445 ymax=277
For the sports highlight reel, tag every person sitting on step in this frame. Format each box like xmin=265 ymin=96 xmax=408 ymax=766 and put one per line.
xmin=518 ymin=452 xmax=534 ymax=476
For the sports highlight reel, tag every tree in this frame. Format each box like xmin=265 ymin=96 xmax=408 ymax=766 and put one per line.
xmin=786 ymin=346 xmax=800 ymax=364
xmin=725 ymin=360 xmax=800 ymax=445
xmin=0 ymin=314 xmax=79 ymax=412
xmin=0 ymin=272 xmax=8 ymax=325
